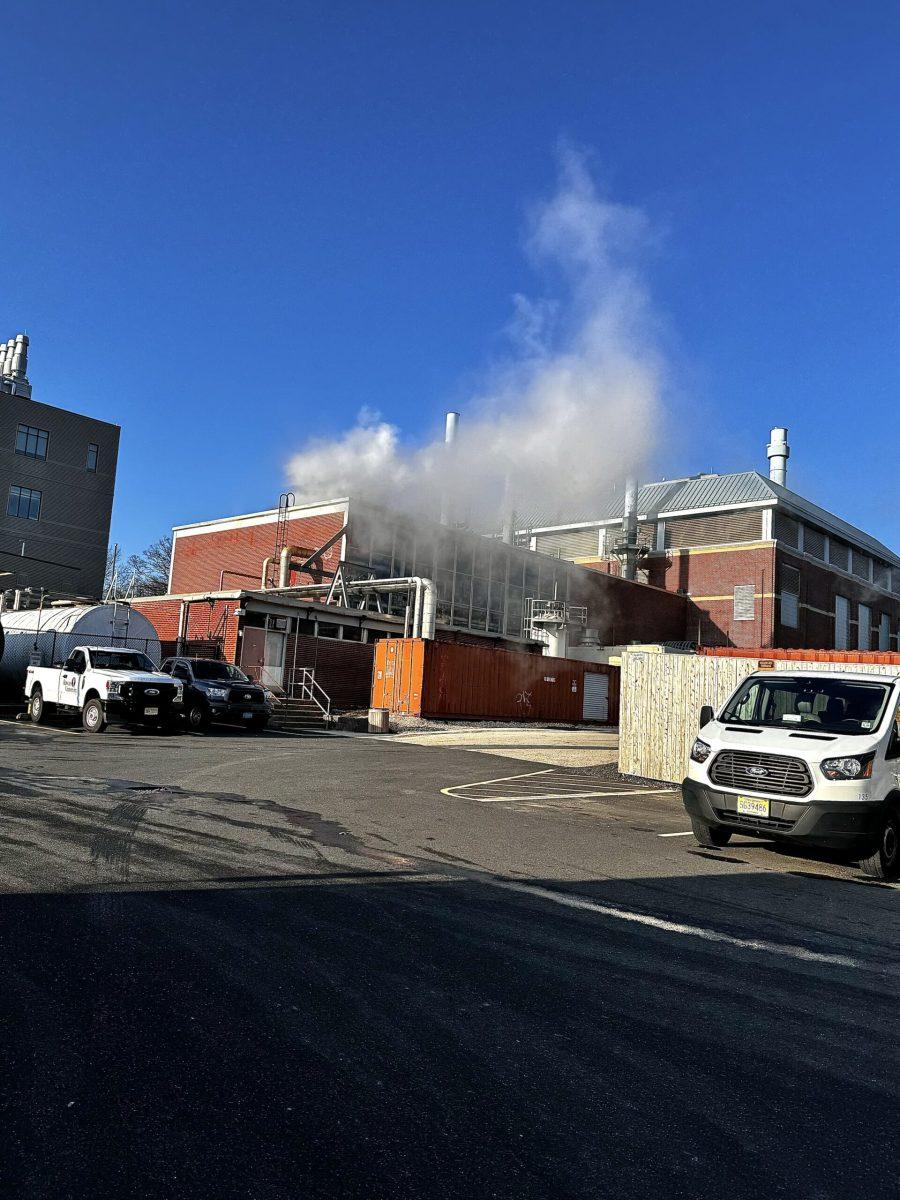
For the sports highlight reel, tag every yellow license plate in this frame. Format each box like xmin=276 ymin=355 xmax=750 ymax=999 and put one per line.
xmin=737 ymin=796 xmax=770 ymax=817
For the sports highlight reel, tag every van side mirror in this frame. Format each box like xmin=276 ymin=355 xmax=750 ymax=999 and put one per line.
xmin=699 ymin=704 xmax=714 ymax=730
xmin=886 ymin=728 xmax=900 ymax=761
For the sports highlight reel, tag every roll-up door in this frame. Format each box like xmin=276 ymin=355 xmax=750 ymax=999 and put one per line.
xmin=582 ymin=672 xmax=609 ymax=722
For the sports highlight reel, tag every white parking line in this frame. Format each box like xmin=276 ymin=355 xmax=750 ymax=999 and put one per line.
xmin=441 ymin=769 xmax=554 ymax=795
xmin=469 ymin=788 xmax=669 ymax=803
xmin=492 ymin=881 xmax=864 ymax=970
xmin=658 ymin=831 xmax=694 ymax=838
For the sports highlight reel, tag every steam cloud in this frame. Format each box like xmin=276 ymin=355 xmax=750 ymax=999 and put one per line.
xmin=286 ymin=147 xmax=664 ymax=529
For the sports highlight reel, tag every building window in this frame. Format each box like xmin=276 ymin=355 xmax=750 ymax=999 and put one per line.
xmin=733 ymin=584 xmax=755 ymax=622
xmin=779 ymin=565 xmax=800 ymax=629
xmin=851 ymin=550 xmax=872 ymax=581
xmin=858 ymin=603 xmax=871 ymax=651
xmin=834 ymin=595 xmax=849 ymax=650
xmin=15 ymin=424 xmax=49 ymax=460
xmin=86 ymin=443 xmax=99 ymax=472
xmin=7 ymin=485 xmax=42 ymax=520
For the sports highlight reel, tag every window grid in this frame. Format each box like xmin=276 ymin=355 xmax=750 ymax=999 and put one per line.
xmin=15 ymin=424 xmax=49 ymax=460
xmin=86 ymin=443 xmax=99 ymax=472
xmin=7 ymin=485 xmax=42 ymax=521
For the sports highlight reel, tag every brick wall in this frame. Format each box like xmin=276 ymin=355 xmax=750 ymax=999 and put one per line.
xmin=580 ymin=544 xmax=776 ymax=648
xmin=170 ymin=507 xmax=347 ymax=594
xmin=132 ymin=596 xmax=240 ymax=663
xmin=775 ymin=548 xmax=900 ymax=650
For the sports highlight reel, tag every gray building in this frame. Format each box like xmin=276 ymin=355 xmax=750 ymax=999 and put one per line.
xmin=0 ymin=334 xmax=119 ymax=599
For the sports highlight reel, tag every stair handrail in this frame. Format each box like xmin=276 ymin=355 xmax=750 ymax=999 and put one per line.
xmin=286 ymin=668 xmax=331 ymax=719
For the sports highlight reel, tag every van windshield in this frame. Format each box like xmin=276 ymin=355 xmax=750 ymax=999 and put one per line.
xmin=720 ymin=676 xmax=892 ymax=736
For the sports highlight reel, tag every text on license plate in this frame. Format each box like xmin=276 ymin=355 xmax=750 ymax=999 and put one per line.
xmin=737 ymin=796 xmax=770 ymax=817
xmin=242 ymin=711 xmax=253 ymax=719
xmin=144 ymin=707 xmax=159 ymax=717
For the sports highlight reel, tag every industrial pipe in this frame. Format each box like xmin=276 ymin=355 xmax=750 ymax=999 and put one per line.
xmin=767 ymin=427 xmax=790 ymax=486
xmin=267 ymin=576 xmax=438 ymax=638
xmin=261 ymin=556 xmax=274 ymax=589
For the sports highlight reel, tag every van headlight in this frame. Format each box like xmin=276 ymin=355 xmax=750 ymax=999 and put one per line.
xmin=690 ymin=738 xmax=712 ymax=764
xmin=820 ymin=752 xmax=875 ymax=780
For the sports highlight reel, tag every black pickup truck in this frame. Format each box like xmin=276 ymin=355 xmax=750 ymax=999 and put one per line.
xmin=161 ymin=657 xmax=272 ymax=732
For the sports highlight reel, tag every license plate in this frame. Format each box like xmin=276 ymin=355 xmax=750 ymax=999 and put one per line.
xmin=242 ymin=711 xmax=253 ymax=719
xmin=737 ymin=795 xmax=770 ymax=817
xmin=144 ymin=707 xmax=159 ymax=717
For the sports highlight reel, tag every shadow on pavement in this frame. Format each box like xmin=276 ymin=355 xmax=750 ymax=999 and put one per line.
xmin=0 ymin=870 xmax=896 ymax=1200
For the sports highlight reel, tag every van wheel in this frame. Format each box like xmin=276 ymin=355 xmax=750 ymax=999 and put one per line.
xmin=30 ymin=687 xmax=47 ymax=724
xmin=859 ymin=810 xmax=900 ymax=881
xmin=82 ymin=698 xmax=107 ymax=733
xmin=690 ymin=817 xmax=733 ymax=848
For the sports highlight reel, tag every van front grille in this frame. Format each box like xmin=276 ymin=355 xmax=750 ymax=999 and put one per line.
xmin=709 ymin=750 xmax=813 ymax=797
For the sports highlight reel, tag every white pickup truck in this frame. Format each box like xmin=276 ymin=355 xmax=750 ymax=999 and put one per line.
xmin=25 ymin=646 xmax=184 ymax=733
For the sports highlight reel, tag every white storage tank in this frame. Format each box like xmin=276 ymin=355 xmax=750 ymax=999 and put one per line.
xmin=0 ymin=604 xmax=162 ymax=691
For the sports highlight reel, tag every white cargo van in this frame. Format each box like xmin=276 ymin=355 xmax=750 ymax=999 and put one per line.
xmin=682 ymin=669 xmax=900 ymax=879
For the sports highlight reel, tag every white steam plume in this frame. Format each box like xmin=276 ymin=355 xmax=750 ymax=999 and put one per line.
xmin=286 ymin=147 xmax=664 ymax=528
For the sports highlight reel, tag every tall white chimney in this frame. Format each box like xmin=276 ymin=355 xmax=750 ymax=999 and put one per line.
xmin=439 ymin=411 xmax=460 ymax=526
xmin=767 ymin=427 xmax=790 ymax=486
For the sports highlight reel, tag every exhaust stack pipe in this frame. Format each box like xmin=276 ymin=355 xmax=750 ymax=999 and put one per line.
xmin=620 ymin=476 xmax=639 ymax=581
xmin=767 ymin=427 xmax=790 ymax=486
xmin=439 ymin=411 xmax=460 ymax=527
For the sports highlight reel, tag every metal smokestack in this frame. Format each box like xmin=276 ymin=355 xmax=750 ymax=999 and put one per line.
xmin=620 ymin=476 xmax=639 ymax=581
xmin=439 ymin=411 xmax=460 ymax=526
xmin=767 ymin=427 xmax=790 ymax=486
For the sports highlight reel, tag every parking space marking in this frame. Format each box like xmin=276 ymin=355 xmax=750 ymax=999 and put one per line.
xmin=658 ymin=831 xmax=694 ymax=838
xmin=442 ymin=768 xmax=674 ymax=806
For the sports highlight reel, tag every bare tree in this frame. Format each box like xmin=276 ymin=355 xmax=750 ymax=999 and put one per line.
xmin=108 ymin=535 xmax=172 ymax=597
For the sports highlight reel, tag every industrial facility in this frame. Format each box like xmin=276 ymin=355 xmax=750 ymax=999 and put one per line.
xmin=520 ymin=428 xmax=900 ymax=652
xmin=0 ymin=334 xmax=120 ymax=600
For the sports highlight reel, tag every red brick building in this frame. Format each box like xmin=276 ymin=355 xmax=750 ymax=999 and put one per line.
xmin=133 ymin=495 xmax=691 ymax=700
xmin=522 ymin=466 xmax=900 ymax=651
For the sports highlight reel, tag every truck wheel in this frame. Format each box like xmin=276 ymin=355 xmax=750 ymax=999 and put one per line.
xmin=29 ymin=687 xmax=47 ymax=724
xmin=858 ymin=810 xmax=900 ymax=881
xmin=82 ymin=698 xmax=107 ymax=733
xmin=690 ymin=817 xmax=733 ymax=848
xmin=186 ymin=701 xmax=211 ymax=731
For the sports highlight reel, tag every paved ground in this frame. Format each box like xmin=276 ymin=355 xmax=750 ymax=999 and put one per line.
xmin=390 ymin=724 xmax=620 ymax=766
xmin=0 ymin=718 xmax=897 ymax=1200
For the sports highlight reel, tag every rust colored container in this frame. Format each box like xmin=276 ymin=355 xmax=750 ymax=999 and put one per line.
xmin=372 ymin=638 xmax=619 ymax=724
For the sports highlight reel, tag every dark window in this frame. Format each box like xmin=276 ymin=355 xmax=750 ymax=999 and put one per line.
xmin=86 ymin=443 xmax=99 ymax=472
xmin=15 ymin=424 xmax=49 ymax=460
xmin=7 ymin=485 xmax=41 ymax=520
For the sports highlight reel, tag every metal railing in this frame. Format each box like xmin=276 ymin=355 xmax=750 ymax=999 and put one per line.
xmin=285 ymin=668 xmax=332 ymax=718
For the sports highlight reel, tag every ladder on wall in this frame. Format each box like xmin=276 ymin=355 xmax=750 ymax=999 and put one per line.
xmin=270 ymin=492 xmax=295 ymax=587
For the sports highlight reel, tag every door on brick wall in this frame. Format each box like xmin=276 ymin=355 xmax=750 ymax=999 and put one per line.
xmin=261 ymin=630 xmax=287 ymax=690
xmin=240 ymin=628 xmax=267 ymax=683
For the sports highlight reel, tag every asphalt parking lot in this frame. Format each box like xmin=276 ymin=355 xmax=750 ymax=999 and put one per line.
xmin=0 ymin=719 xmax=897 ymax=1199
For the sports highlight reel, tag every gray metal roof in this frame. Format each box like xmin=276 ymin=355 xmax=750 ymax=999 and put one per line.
xmin=516 ymin=470 xmax=900 ymax=568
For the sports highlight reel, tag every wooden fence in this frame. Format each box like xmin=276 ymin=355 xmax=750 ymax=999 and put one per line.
xmin=618 ymin=649 xmax=899 ymax=784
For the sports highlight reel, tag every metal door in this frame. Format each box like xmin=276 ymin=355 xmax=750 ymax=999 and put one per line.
xmin=582 ymin=672 xmax=609 ymax=722
xmin=240 ymin=628 xmax=267 ymax=683
xmin=261 ymin=630 xmax=287 ymax=690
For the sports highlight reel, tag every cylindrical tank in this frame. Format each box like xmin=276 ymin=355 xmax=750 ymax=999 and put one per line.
xmin=0 ymin=604 xmax=162 ymax=691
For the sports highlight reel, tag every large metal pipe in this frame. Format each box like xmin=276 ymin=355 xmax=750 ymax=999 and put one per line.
xmin=621 ymin=477 xmax=639 ymax=581
xmin=268 ymin=576 xmax=439 ymax=638
xmin=767 ymin=426 xmax=790 ymax=486
xmin=261 ymin=556 xmax=274 ymax=589
xmin=439 ymin=411 xmax=460 ymax=527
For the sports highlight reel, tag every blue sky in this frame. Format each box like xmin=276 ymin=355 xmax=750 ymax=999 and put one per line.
xmin=2 ymin=1 xmax=899 ymax=556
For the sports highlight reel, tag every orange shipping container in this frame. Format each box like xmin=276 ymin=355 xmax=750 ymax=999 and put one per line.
xmin=372 ymin=638 xmax=619 ymax=725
